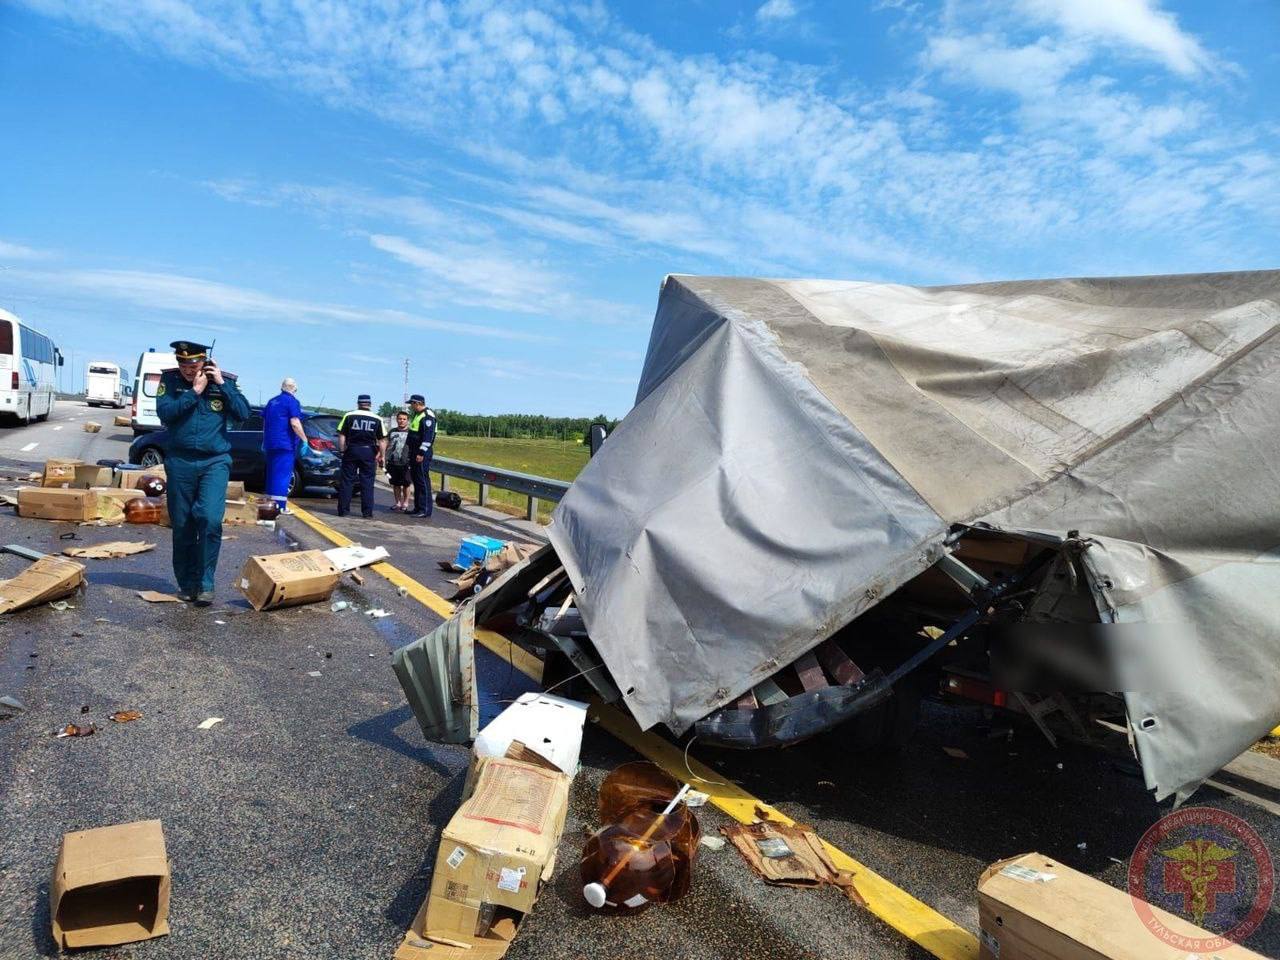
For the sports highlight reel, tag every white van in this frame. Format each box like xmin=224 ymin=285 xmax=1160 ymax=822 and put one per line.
xmin=86 ymin=360 xmax=126 ymax=408
xmin=0 ymin=307 xmax=62 ymax=425
xmin=130 ymin=348 xmax=177 ymax=434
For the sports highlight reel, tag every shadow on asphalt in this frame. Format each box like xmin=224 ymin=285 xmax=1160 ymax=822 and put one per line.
xmin=381 ymin=765 xmax=469 ymax=932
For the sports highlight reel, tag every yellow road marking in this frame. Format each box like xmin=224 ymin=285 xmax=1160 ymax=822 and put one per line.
xmin=286 ymin=501 xmax=979 ymax=960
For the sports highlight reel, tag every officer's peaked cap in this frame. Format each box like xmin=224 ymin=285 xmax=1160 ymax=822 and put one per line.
xmin=171 ymin=340 xmax=210 ymax=361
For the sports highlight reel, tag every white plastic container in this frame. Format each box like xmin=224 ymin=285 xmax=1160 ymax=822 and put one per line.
xmin=471 ymin=692 xmax=588 ymax=779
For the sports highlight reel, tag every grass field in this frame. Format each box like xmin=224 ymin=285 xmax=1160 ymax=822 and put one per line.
xmin=429 ymin=435 xmax=590 ymax=523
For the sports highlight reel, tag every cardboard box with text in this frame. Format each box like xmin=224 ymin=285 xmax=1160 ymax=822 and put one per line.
xmin=17 ymin=487 xmax=98 ymax=522
xmin=237 ymin=549 xmax=339 ymax=610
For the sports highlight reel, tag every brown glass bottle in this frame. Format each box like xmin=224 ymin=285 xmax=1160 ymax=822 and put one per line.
xmin=124 ymin=497 xmax=165 ymax=524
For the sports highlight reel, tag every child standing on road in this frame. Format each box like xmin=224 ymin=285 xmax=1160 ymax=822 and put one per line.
xmin=385 ymin=410 xmax=412 ymax=512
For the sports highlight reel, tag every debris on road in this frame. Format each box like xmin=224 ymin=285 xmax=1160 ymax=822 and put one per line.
xmin=699 ymin=835 xmax=725 ymax=851
xmin=50 ymin=820 xmax=170 ymax=949
xmin=83 ymin=421 xmax=101 ymax=433
xmin=977 ymin=852 xmax=1267 ymax=960
xmin=73 ymin=465 xmax=113 ymax=488
xmin=393 ymin=606 xmax=478 ymax=743
xmin=89 ymin=487 xmax=145 ymax=522
xmin=330 ymin=600 xmax=350 ymax=612
xmin=110 ymin=710 xmax=143 ymax=723
xmin=197 ymin=717 xmax=223 ymax=730
xmin=364 ymin=607 xmax=391 ymax=618
xmin=582 ymin=764 xmax=698 ymax=913
xmin=54 ymin=723 xmax=96 ymax=738
xmin=137 ymin=590 xmax=182 ymax=603
xmin=63 ymin=541 xmax=155 ymax=559
xmin=124 ymin=497 xmax=166 ymax=524
xmin=943 ymin=747 xmax=970 ymax=760
xmin=721 ymin=819 xmax=863 ymax=905
xmin=237 ymin=549 xmax=340 ymax=611
xmin=0 ymin=555 xmax=85 ymax=615
xmin=113 ymin=414 xmax=131 ymax=427
xmin=0 ymin=695 xmax=26 ymax=714
xmin=446 ymin=542 xmax=534 ymax=600
xmin=467 ymin=693 xmax=587 ymax=794
xmin=42 ymin=458 xmax=81 ymax=487
xmin=350 ymin=571 xmax=365 ymax=585
xmin=116 ymin=464 xmax=165 ymax=490
xmin=47 ymin=600 xmax=74 ymax=611
xmin=307 ymin=670 xmax=322 ymax=677
xmin=322 ymin=544 xmax=390 ymax=572
xmin=395 ymin=756 xmax=571 ymax=960
xmin=17 ymin=487 xmax=98 ymax=521
xmin=138 ymin=475 xmax=167 ymax=498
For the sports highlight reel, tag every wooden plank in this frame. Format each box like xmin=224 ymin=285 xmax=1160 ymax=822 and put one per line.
xmin=815 ymin=638 xmax=865 ymax=686
xmin=792 ymin=652 xmax=828 ymax=691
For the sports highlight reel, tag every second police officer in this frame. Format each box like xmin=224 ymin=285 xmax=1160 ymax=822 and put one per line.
xmin=336 ymin=394 xmax=386 ymax=518
xmin=407 ymin=393 xmax=437 ymax=519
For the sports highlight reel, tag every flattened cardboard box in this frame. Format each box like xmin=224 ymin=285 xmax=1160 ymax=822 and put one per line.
xmin=978 ymin=853 xmax=1266 ymax=960
xmin=17 ymin=487 xmax=98 ymax=522
xmin=237 ymin=549 xmax=339 ymax=611
xmin=117 ymin=466 xmax=166 ymax=490
xmin=0 ymin=555 xmax=85 ymax=615
xmin=396 ymin=756 xmax=572 ymax=960
xmin=42 ymin=458 xmax=82 ymax=488
xmin=51 ymin=819 xmax=170 ymax=950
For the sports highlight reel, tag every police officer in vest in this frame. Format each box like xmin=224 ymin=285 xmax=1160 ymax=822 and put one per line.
xmin=155 ymin=340 xmax=251 ymax=605
xmin=336 ymin=394 xmax=386 ymax=518
xmin=407 ymin=393 xmax=437 ymax=518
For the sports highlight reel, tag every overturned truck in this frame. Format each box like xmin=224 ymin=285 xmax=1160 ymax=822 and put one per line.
xmin=419 ymin=269 xmax=1280 ymax=804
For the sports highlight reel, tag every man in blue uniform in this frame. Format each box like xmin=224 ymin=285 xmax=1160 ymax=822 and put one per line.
xmin=155 ymin=340 xmax=251 ymax=605
xmin=261 ymin=377 xmax=306 ymax=513
xmin=336 ymin=394 xmax=386 ymax=518
xmin=406 ymin=393 xmax=437 ymax=519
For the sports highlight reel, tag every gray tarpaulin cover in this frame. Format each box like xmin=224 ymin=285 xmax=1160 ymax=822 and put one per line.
xmin=548 ymin=270 xmax=1280 ymax=801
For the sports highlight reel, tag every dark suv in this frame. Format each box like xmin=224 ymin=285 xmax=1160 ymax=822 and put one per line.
xmin=127 ymin=408 xmax=341 ymax=496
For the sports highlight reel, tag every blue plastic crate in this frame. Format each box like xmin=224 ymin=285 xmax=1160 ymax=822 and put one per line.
xmin=454 ymin=535 xmax=506 ymax=570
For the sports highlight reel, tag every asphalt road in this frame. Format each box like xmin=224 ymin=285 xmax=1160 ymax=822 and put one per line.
xmin=1 ymin=401 xmax=1277 ymax=959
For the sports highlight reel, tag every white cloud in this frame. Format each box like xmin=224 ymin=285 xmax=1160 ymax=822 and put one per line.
xmin=0 ymin=239 xmax=53 ymax=261
xmin=756 ymin=0 xmax=799 ymax=23
xmin=468 ymin=356 xmax=634 ymax=385
xmin=1017 ymin=0 xmax=1216 ymax=76
xmin=4 ymin=266 xmax=551 ymax=342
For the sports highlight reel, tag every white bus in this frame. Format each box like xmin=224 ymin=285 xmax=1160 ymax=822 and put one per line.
xmin=86 ymin=360 xmax=127 ymax=408
xmin=0 ymin=308 xmax=61 ymax=426
xmin=130 ymin=347 xmax=177 ymax=434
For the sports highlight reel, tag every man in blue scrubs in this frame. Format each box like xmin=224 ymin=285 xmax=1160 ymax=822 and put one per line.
xmin=262 ymin=377 xmax=306 ymax=512
xmin=156 ymin=340 xmax=251 ymax=606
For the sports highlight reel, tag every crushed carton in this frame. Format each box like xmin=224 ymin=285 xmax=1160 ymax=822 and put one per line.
xmin=114 ymin=415 xmax=131 ymax=427
xmin=465 ymin=692 xmax=587 ymax=797
xmin=225 ymin=480 xmax=246 ymax=500
xmin=237 ymin=549 xmax=340 ymax=611
xmin=83 ymin=422 xmax=102 ymax=433
xmin=396 ymin=756 xmax=572 ymax=960
xmin=0 ymin=555 xmax=85 ymax=615
xmin=63 ymin=541 xmax=154 ymax=560
xmin=322 ymin=544 xmax=390 ymax=572
xmin=50 ymin=819 xmax=170 ymax=950
xmin=90 ymin=487 xmax=145 ymax=523
xmin=18 ymin=487 xmax=98 ymax=522
xmin=73 ymin=465 xmax=113 ymax=489
xmin=42 ymin=459 xmax=82 ymax=488
xmin=117 ymin=466 xmax=166 ymax=490
xmin=977 ymin=852 xmax=1266 ymax=960
xmin=223 ymin=499 xmax=262 ymax=524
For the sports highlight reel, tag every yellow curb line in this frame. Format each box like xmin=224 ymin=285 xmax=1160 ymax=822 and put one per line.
xmin=286 ymin=501 xmax=979 ymax=960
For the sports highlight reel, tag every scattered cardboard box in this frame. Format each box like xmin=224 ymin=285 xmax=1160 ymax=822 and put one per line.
xmin=223 ymin=499 xmax=261 ymax=525
xmin=322 ymin=544 xmax=390 ymax=572
xmin=83 ymin=422 xmax=102 ymax=433
xmin=225 ymin=480 xmax=246 ymax=500
xmin=42 ymin=459 xmax=82 ymax=488
xmin=977 ymin=852 xmax=1266 ymax=960
xmin=114 ymin=415 xmax=132 ymax=427
xmin=63 ymin=541 xmax=155 ymax=560
xmin=465 ymin=693 xmax=587 ymax=797
xmin=237 ymin=549 xmax=340 ymax=611
xmin=17 ymin=487 xmax=99 ymax=522
xmin=73 ymin=465 xmax=114 ymax=489
xmin=396 ymin=756 xmax=572 ymax=960
xmin=90 ymin=487 xmax=145 ymax=523
xmin=117 ymin=466 xmax=165 ymax=490
xmin=722 ymin=820 xmax=862 ymax=904
xmin=138 ymin=591 xmax=182 ymax=603
xmin=50 ymin=819 xmax=170 ymax=950
xmin=0 ymin=555 xmax=85 ymax=615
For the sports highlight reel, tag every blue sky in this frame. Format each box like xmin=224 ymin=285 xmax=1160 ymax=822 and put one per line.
xmin=1 ymin=1 xmax=1277 ymax=416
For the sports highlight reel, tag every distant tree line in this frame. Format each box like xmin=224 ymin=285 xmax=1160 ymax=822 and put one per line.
xmin=368 ymin=404 xmax=620 ymax=441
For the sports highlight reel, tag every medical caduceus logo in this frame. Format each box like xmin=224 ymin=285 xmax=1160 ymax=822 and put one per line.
xmin=1129 ymin=807 xmax=1273 ymax=952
